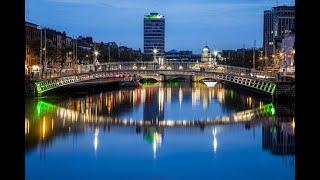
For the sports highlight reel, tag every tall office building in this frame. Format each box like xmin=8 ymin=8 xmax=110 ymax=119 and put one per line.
xmin=263 ymin=6 xmax=295 ymax=58
xmin=144 ymin=12 xmax=165 ymax=58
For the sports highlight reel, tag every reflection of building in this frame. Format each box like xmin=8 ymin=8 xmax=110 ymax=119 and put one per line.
xmin=144 ymin=12 xmax=165 ymax=57
xmin=262 ymin=123 xmax=295 ymax=155
xmin=142 ymin=127 xmax=164 ymax=158
xmin=143 ymin=87 xmax=164 ymax=123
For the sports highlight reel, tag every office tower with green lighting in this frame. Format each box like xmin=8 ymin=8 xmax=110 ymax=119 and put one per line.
xmin=144 ymin=12 xmax=165 ymax=58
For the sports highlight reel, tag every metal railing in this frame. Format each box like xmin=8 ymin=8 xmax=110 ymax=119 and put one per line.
xmin=26 ymin=62 xmax=279 ymax=81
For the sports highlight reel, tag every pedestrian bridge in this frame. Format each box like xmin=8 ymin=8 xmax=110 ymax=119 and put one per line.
xmin=26 ymin=62 xmax=278 ymax=96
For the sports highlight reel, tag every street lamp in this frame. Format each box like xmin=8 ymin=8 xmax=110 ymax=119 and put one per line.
xmin=153 ymin=48 xmax=158 ymax=62
xmin=213 ymin=50 xmax=218 ymax=65
xmin=94 ymin=50 xmax=99 ymax=63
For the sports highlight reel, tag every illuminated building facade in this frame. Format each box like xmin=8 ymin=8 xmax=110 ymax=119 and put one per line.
xmin=263 ymin=6 xmax=295 ymax=59
xmin=144 ymin=12 xmax=165 ymax=58
xmin=280 ymin=32 xmax=295 ymax=73
xmin=201 ymin=45 xmax=213 ymax=63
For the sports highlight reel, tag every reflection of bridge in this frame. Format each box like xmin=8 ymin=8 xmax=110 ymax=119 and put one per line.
xmin=35 ymin=100 xmax=276 ymax=128
xmin=25 ymin=62 xmax=283 ymax=97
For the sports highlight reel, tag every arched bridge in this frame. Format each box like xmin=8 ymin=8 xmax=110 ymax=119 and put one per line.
xmin=26 ymin=62 xmax=279 ymax=96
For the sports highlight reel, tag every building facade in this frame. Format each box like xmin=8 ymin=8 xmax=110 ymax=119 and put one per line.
xmin=165 ymin=50 xmax=200 ymax=62
xmin=25 ymin=22 xmax=41 ymax=74
xmin=280 ymin=32 xmax=295 ymax=73
xmin=263 ymin=6 xmax=295 ymax=59
xmin=144 ymin=12 xmax=165 ymax=58
xmin=201 ymin=45 xmax=213 ymax=63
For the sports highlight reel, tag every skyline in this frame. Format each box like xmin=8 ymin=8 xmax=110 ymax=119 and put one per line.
xmin=26 ymin=0 xmax=294 ymax=53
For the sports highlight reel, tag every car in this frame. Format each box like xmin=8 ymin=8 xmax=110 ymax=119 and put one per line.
xmin=167 ymin=66 xmax=172 ymax=70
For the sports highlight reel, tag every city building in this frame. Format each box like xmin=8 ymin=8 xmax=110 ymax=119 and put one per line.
xmin=144 ymin=12 xmax=165 ymax=59
xmin=280 ymin=32 xmax=295 ymax=73
xmin=201 ymin=45 xmax=213 ymax=63
xmin=43 ymin=28 xmax=67 ymax=49
xmin=165 ymin=50 xmax=201 ymax=62
xmin=25 ymin=22 xmax=41 ymax=74
xmin=220 ymin=48 xmax=260 ymax=68
xmin=77 ymin=36 xmax=93 ymax=49
xmin=65 ymin=36 xmax=73 ymax=48
xmin=25 ymin=21 xmax=41 ymax=42
xmin=263 ymin=6 xmax=295 ymax=59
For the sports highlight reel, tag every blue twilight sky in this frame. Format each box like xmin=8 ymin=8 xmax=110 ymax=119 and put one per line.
xmin=26 ymin=0 xmax=294 ymax=53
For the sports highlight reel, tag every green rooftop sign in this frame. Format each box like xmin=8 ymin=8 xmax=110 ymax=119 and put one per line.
xmin=144 ymin=13 xmax=164 ymax=19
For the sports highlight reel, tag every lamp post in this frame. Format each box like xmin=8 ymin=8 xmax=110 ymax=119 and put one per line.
xmin=213 ymin=51 xmax=218 ymax=65
xmin=94 ymin=51 xmax=99 ymax=63
xmin=93 ymin=50 xmax=99 ymax=72
xmin=153 ymin=48 xmax=158 ymax=63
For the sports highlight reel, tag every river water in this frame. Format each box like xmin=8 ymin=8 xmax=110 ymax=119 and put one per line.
xmin=25 ymin=82 xmax=295 ymax=180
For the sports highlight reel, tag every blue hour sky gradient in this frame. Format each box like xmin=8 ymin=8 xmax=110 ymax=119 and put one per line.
xmin=26 ymin=0 xmax=294 ymax=53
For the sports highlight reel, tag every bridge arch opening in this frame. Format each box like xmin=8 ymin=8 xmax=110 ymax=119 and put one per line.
xmin=167 ymin=77 xmax=188 ymax=82
xmin=139 ymin=78 xmax=159 ymax=84
xmin=199 ymin=77 xmax=217 ymax=83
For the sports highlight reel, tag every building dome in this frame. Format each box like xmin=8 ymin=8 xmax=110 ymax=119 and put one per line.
xmin=202 ymin=45 xmax=210 ymax=53
xmin=201 ymin=45 xmax=211 ymax=62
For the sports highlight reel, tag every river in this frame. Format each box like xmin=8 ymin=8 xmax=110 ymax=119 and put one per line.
xmin=25 ymin=82 xmax=295 ymax=180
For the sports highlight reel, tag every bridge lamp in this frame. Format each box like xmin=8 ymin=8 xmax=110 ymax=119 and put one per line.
xmin=94 ymin=51 xmax=99 ymax=56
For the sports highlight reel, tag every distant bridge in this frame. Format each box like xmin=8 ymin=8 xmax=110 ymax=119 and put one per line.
xmin=25 ymin=62 xmax=281 ymax=97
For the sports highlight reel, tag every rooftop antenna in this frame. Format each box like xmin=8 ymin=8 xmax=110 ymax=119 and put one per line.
xmin=276 ymin=0 xmax=278 ymax=6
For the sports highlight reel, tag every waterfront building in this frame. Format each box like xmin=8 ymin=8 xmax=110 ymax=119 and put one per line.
xmin=144 ymin=12 xmax=165 ymax=59
xmin=280 ymin=32 xmax=295 ymax=73
xmin=165 ymin=50 xmax=200 ymax=62
xmin=25 ymin=22 xmax=41 ymax=74
xmin=201 ymin=45 xmax=213 ymax=63
xmin=43 ymin=28 xmax=67 ymax=49
xmin=263 ymin=6 xmax=295 ymax=59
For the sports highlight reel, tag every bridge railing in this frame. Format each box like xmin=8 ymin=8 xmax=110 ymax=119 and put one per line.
xmin=26 ymin=62 xmax=277 ymax=81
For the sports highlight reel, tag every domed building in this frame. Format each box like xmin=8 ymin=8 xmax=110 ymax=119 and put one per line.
xmin=201 ymin=44 xmax=213 ymax=63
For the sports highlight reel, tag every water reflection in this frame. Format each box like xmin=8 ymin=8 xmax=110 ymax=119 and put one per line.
xmin=212 ymin=127 xmax=218 ymax=154
xmin=25 ymin=82 xmax=295 ymax=179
